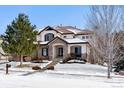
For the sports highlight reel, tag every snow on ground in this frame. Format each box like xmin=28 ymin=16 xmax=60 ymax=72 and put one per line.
xmin=0 ymin=61 xmax=124 ymax=88
xmin=50 ymin=63 xmax=108 ymax=76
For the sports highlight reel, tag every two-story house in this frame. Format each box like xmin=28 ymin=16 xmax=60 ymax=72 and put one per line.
xmin=33 ymin=26 xmax=93 ymax=62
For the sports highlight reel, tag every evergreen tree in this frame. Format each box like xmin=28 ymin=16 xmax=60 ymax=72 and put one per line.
xmin=1 ymin=13 xmax=37 ymax=65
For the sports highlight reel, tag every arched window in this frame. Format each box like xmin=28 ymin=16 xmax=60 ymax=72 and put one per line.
xmin=44 ymin=33 xmax=54 ymax=41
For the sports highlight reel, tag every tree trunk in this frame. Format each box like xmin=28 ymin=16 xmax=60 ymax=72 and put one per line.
xmin=107 ymin=60 xmax=111 ymax=78
xmin=20 ymin=55 xmax=23 ymax=66
xmin=110 ymin=62 xmax=113 ymax=72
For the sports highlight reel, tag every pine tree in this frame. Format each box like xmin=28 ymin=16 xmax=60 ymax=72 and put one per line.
xmin=1 ymin=13 xmax=37 ymax=66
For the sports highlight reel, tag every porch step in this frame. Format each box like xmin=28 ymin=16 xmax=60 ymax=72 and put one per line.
xmin=42 ymin=58 xmax=62 ymax=70
xmin=21 ymin=58 xmax=62 ymax=76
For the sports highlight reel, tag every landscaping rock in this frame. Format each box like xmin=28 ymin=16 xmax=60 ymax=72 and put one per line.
xmin=32 ymin=66 xmax=41 ymax=70
xmin=119 ymin=70 xmax=124 ymax=75
xmin=24 ymin=56 xmax=32 ymax=62
xmin=47 ymin=66 xmax=54 ymax=70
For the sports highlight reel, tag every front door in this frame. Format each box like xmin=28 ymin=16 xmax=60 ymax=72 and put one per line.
xmin=57 ymin=47 xmax=63 ymax=57
xmin=75 ymin=47 xmax=81 ymax=57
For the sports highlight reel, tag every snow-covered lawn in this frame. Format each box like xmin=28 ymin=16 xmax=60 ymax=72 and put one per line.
xmin=0 ymin=61 xmax=124 ymax=88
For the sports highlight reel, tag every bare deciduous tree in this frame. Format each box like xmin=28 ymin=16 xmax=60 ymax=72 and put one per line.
xmin=87 ymin=5 xmax=124 ymax=78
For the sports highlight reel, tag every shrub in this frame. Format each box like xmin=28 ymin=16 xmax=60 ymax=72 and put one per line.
xmin=119 ymin=70 xmax=124 ymax=75
xmin=47 ymin=66 xmax=54 ymax=70
xmin=114 ymin=60 xmax=124 ymax=72
xmin=32 ymin=66 xmax=41 ymax=70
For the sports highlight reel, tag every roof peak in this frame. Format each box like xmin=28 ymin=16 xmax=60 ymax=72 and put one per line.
xmin=38 ymin=25 xmax=93 ymax=35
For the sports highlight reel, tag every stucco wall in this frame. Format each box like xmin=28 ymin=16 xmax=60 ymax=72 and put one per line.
xmin=76 ymin=35 xmax=92 ymax=41
xmin=38 ymin=30 xmax=62 ymax=41
xmin=62 ymin=34 xmax=75 ymax=39
xmin=48 ymin=38 xmax=68 ymax=60
xmin=68 ymin=44 xmax=87 ymax=54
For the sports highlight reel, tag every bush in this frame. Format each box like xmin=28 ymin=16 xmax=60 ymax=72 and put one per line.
xmin=119 ymin=70 xmax=124 ymax=75
xmin=63 ymin=57 xmax=72 ymax=63
xmin=24 ymin=56 xmax=31 ymax=62
xmin=47 ymin=66 xmax=54 ymax=70
xmin=63 ymin=54 xmax=86 ymax=63
xmin=32 ymin=66 xmax=41 ymax=70
xmin=114 ymin=60 xmax=124 ymax=72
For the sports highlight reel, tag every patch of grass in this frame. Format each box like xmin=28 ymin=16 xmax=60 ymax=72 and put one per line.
xmin=16 ymin=64 xmax=32 ymax=68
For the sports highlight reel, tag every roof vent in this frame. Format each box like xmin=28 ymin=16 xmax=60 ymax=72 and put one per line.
xmin=60 ymin=24 xmax=62 ymax=27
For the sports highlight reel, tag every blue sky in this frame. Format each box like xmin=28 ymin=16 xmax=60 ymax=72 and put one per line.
xmin=0 ymin=5 xmax=90 ymax=34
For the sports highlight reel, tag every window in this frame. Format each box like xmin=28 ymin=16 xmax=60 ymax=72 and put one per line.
xmin=42 ymin=48 xmax=48 ymax=56
xmin=75 ymin=47 xmax=81 ymax=57
xmin=86 ymin=36 xmax=89 ymax=39
xmin=90 ymin=36 xmax=92 ymax=39
xmin=58 ymin=47 xmax=63 ymax=57
xmin=45 ymin=33 xmax=54 ymax=41
xmin=63 ymin=36 xmax=66 ymax=38
xmin=82 ymin=36 xmax=85 ymax=39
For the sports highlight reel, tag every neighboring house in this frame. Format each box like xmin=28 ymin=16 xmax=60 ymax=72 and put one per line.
xmin=0 ymin=39 xmax=7 ymax=60
xmin=32 ymin=26 xmax=93 ymax=62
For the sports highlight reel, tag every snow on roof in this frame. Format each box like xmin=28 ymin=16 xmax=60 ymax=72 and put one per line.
xmin=55 ymin=26 xmax=82 ymax=34
xmin=33 ymin=41 xmax=49 ymax=45
xmin=64 ymin=38 xmax=87 ymax=44
xmin=67 ymin=28 xmax=82 ymax=34
xmin=56 ymin=28 xmax=74 ymax=34
xmin=38 ymin=26 xmax=93 ymax=35
xmin=39 ymin=41 xmax=49 ymax=44
xmin=77 ymin=30 xmax=94 ymax=35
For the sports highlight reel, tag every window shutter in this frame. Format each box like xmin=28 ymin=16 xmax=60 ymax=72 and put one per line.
xmin=42 ymin=48 xmax=43 ymax=56
xmin=46 ymin=48 xmax=48 ymax=56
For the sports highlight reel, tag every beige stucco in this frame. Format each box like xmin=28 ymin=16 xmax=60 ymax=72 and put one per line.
xmin=68 ymin=44 xmax=87 ymax=54
xmin=38 ymin=30 xmax=62 ymax=41
xmin=62 ymin=34 xmax=75 ymax=39
xmin=35 ymin=39 xmax=89 ymax=61
xmin=33 ymin=26 xmax=92 ymax=62
xmin=48 ymin=38 xmax=68 ymax=60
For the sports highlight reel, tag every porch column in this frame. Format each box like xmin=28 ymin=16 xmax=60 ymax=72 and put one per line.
xmin=81 ymin=44 xmax=86 ymax=54
xmin=81 ymin=44 xmax=87 ymax=60
xmin=52 ymin=46 xmax=55 ymax=59
xmin=68 ymin=45 xmax=71 ymax=54
xmin=38 ymin=48 xmax=41 ymax=59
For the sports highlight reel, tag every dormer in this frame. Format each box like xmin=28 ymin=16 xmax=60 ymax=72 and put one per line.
xmin=44 ymin=33 xmax=54 ymax=41
xmin=37 ymin=26 xmax=60 ymax=42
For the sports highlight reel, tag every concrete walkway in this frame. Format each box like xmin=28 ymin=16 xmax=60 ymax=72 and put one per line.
xmin=0 ymin=61 xmax=10 ymax=65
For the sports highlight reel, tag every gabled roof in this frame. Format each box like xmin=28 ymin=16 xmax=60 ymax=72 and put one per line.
xmin=63 ymin=38 xmax=88 ymax=44
xmin=38 ymin=26 xmax=94 ymax=35
xmin=38 ymin=26 xmax=60 ymax=35
xmin=55 ymin=26 xmax=81 ymax=34
xmin=47 ymin=36 xmax=68 ymax=45
xmin=56 ymin=28 xmax=74 ymax=34
xmin=77 ymin=29 xmax=94 ymax=35
xmin=37 ymin=36 xmax=88 ymax=45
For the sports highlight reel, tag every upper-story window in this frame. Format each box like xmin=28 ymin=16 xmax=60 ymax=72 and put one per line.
xmin=42 ymin=48 xmax=48 ymax=56
xmin=90 ymin=35 xmax=92 ymax=39
xmin=82 ymin=36 xmax=85 ymax=39
xmin=44 ymin=33 xmax=54 ymax=41
xmin=63 ymin=36 xmax=66 ymax=38
xmin=86 ymin=36 xmax=89 ymax=39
